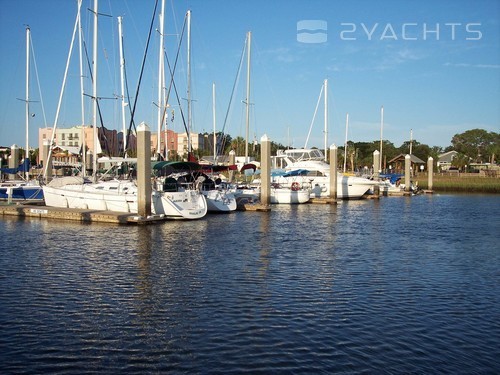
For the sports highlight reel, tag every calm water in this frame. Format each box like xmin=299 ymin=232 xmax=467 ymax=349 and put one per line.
xmin=1 ymin=194 xmax=499 ymax=374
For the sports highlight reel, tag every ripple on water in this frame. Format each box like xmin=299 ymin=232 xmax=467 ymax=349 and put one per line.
xmin=1 ymin=195 xmax=499 ymax=373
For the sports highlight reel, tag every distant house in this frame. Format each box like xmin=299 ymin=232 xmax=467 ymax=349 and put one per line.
xmin=437 ymin=150 xmax=458 ymax=171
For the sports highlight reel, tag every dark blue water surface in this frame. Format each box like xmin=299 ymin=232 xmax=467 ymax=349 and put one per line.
xmin=1 ymin=194 xmax=499 ymax=374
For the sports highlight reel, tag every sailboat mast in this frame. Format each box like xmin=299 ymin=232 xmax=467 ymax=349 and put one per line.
xmin=379 ymin=105 xmax=384 ymax=172
xmin=186 ymin=10 xmax=192 ymax=155
xmin=92 ymin=0 xmax=98 ymax=182
xmin=118 ymin=16 xmax=127 ymax=157
xmin=324 ymin=78 xmax=328 ymax=162
xmin=25 ymin=26 xmax=30 ymax=180
xmin=157 ymin=0 xmax=165 ymax=160
xmin=344 ymin=113 xmax=349 ymax=173
xmin=78 ymin=0 xmax=86 ymax=176
xmin=43 ymin=0 xmax=81 ymax=180
xmin=245 ymin=31 xmax=251 ymax=164
xmin=213 ymin=82 xmax=217 ymax=164
xmin=410 ymin=128 xmax=413 ymax=155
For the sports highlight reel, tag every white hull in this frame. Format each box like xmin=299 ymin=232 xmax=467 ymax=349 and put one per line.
xmin=202 ymin=189 xmax=237 ymax=212
xmin=153 ymin=190 xmax=207 ymax=219
xmin=270 ymin=187 xmax=310 ymax=204
xmin=42 ymin=178 xmax=137 ymax=212
xmin=272 ymin=174 xmax=373 ymax=199
xmin=43 ymin=177 xmax=207 ymax=219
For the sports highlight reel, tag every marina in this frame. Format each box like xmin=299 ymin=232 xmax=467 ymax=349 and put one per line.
xmin=1 ymin=193 xmax=499 ymax=373
xmin=0 ymin=1 xmax=499 ymax=372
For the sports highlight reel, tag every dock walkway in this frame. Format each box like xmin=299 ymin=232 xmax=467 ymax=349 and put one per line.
xmin=0 ymin=203 xmax=167 ymax=224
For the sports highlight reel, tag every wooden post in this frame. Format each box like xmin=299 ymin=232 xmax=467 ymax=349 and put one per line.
xmin=229 ymin=150 xmax=236 ymax=182
xmin=373 ymin=150 xmax=380 ymax=196
xmin=8 ymin=144 xmax=19 ymax=181
xmin=260 ymin=134 xmax=271 ymax=205
xmin=405 ymin=154 xmax=411 ymax=192
xmin=43 ymin=140 xmax=52 ymax=182
xmin=428 ymin=156 xmax=434 ymax=191
xmin=329 ymin=144 xmax=337 ymax=199
xmin=137 ymin=122 xmax=152 ymax=217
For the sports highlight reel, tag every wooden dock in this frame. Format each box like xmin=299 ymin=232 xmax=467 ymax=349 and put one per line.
xmin=0 ymin=203 xmax=168 ymax=224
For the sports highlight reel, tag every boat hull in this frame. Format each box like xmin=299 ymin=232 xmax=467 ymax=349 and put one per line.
xmin=202 ymin=190 xmax=237 ymax=212
xmin=270 ymin=188 xmax=310 ymax=204
xmin=273 ymin=174 xmax=373 ymax=199
xmin=153 ymin=190 xmax=207 ymax=219
xmin=43 ymin=180 xmax=137 ymax=212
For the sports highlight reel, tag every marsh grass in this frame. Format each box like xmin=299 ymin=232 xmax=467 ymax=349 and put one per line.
xmin=415 ymin=174 xmax=500 ymax=193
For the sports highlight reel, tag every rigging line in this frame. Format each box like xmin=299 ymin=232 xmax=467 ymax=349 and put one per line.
xmin=82 ymin=38 xmax=112 ymax=156
xmin=218 ymin=37 xmax=246 ymax=156
xmin=304 ymin=83 xmax=324 ymax=149
xmin=125 ymin=0 xmax=159 ymax=153
xmin=165 ymin=53 xmax=188 ymax=134
xmin=161 ymin=13 xmax=187 ymax=132
xmin=29 ymin=35 xmax=48 ymax=127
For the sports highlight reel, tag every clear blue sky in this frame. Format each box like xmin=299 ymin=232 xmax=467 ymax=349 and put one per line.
xmin=1 ymin=0 xmax=499 ymax=152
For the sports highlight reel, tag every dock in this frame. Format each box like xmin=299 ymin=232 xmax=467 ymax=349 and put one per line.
xmin=0 ymin=203 xmax=168 ymax=224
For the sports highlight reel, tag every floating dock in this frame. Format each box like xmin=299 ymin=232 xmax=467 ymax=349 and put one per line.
xmin=0 ymin=203 xmax=167 ymax=224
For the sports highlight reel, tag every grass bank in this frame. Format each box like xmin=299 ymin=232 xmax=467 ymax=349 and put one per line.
xmin=414 ymin=174 xmax=500 ymax=194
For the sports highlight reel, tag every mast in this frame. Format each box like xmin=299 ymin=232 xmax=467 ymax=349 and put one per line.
xmin=343 ymin=113 xmax=349 ymax=173
xmin=43 ymin=0 xmax=81 ymax=180
xmin=92 ymin=0 xmax=98 ymax=181
xmin=25 ymin=26 xmax=30 ymax=180
xmin=379 ymin=105 xmax=384 ymax=172
xmin=78 ymin=0 xmax=86 ymax=176
xmin=245 ymin=31 xmax=251 ymax=164
xmin=409 ymin=128 xmax=413 ymax=155
xmin=213 ymin=82 xmax=217 ymax=164
xmin=324 ymin=78 xmax=328 ymax=162
xmin=157 ymin=0 xmax=165 ymax=160
xmin=186 ymin=10 xmax=192 ymax=155
xmin=118 ymin=16 xmax=127 ymax=157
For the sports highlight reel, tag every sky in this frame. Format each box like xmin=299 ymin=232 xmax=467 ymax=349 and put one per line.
xmin=0 ymin=0 xmax=499 ymax=153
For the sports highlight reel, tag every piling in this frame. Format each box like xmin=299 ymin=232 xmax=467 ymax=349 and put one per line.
xmin=137 ymin=122 xmax=152 ymax=217
xmin=260 ymin=134 xmax=271 ymax=205
xmin=329 ymin=144 xmax=337 ymax=200
xmin=427 ymin=156 xmax=434 ymax=191
xmin=8 ymin=144 xmax=19 ymax=181
xmin=373 ymin=150 xmax=380 ymax=196
xmin=43 ymin=140 xmax=52 ymax=181
xmin=229 ymin=150 xmax=236 ymax=182
xmin=404 ymin=154 xmax=411 ymax=192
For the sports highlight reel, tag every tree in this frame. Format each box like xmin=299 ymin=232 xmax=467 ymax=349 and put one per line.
xmin=451 ymin=129 xmax=499 ymax=163
xmin=451 ymin=152 xmax=470 ymax=171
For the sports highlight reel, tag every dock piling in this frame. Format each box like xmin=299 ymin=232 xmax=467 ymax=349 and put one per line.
xmin=137 ymin=122 xmax=152 ymax=217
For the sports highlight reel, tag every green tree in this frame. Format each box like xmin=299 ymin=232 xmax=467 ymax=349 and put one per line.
xmin=451 ymin=152 xmax=470 ymax=171
xmin=451 ymin=129 xmax=498 ymax=163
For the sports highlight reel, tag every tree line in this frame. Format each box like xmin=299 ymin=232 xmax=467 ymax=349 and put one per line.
xmin=192 ymin=128 xmax=498 ymax=171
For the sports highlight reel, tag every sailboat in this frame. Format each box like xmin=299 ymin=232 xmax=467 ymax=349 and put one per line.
xmin=0 ymin=26 xmax=44 ymax=202
xmin=42 ymin=0 xmax=207 ymax=219
xmin=271 ymin=79 xmax=374 ymax=199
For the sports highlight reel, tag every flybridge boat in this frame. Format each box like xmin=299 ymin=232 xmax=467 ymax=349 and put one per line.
xmin=273 ymin=148 xmax=374 ymax=199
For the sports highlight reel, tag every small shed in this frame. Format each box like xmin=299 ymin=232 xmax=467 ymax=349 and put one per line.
xmin=388 ymin=154 xmax=425 ymax=174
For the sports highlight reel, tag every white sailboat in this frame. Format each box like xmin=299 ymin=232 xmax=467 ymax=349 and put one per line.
xmin=42 ymin=1 xmax=207 ymax=219
xmin=0 ymin=26 xmax=44 ymax=202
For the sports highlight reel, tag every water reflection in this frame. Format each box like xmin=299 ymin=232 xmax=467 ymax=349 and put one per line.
xmin=1 ymin=195 xmax=499 ymax=374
